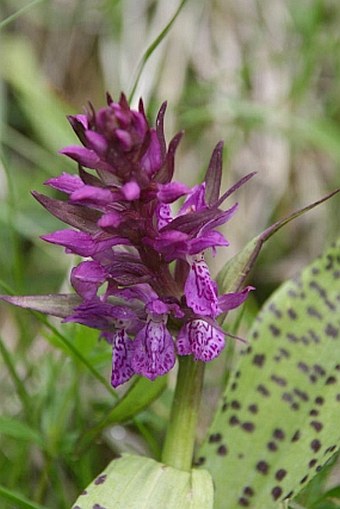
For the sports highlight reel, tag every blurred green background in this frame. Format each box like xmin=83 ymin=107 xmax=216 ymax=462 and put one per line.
xmin=0 ymin=1 xmax=339 ymax=508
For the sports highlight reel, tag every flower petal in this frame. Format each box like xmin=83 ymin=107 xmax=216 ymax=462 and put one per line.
xmin=41 ymin=229 xmax=117 ymax=256
xmin=218 ymin=286 xmax=255 ymax=312
xmin=111 ymin=330 xmax=135 ymax=387
xmin=184 ymin=256 xmax=218 ymax=317
xmin=131 ymin=319 xmax=175 ymax=380
xmin=45 ymin=172 xmax=84 ymax=194
xmin=178 ymin=319 xmax=225 ymax=361
xmin=157 ymin=182 xmax=190 ymax=204
xmin=70 ymin=185 xmax=114 ymax=207
xmin=71 ymin=261 xmax=107 ymax=299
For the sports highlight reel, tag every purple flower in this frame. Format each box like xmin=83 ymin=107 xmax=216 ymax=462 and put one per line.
xmin=13 ymin=94 xmax=255 ymax=387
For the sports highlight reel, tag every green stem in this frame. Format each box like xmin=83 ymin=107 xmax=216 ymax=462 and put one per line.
xmin=161 ymin=356 xmax=205 ymax=471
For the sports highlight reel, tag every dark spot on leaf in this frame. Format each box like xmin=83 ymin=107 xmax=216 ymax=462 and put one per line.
xmin=316 ymin=465 xmax=322 ymax=472
xmin=301 ymin=335 xmax=310 ymax=345
xmin=287 ymin=308 xmax=297 ymax=320
xmin=297 ymin=361 xmax=309 ymax=373
xmin=336 ymin=394 xmax=340 ymax=402
xmin=310 ymin=421 xmax=323 ymax=432
xmin=310 ymin=409 xmax=319 ymax=416
xmin=307 ymin=306 xmax=322 ymax=319
xmin=238 ymin=497 xmax=249 ymax=506
xmin=291 ymin=430 xmax=301 ymax=442
xmin=282 ymin=392 xmax=293 ymax=403
xmin=94 ymin=474 xmax=107 ymax=485
xmin=73 ymin=506 xmax=82 ymax=509
xmin=271 ymin=486 xmax=283 ymax=500
xmin=308 ymin=330 xmax=320 ymax=343
xmin=279 ymin=347 xmax=290 ymax=358
xmin=310 ymin=439 xmax=321 ymax=452
xmin=248 ymin=404 xmax=258 ymax=414
xmin=287 ymin=333 xmax=299 ymax=344
xmin=324 ymin=445 xmax=337 ymax=455
xmin=253 ymin=354 xmax=265 ymax=367
xmin=256 ymin=461 xmax=269 ymax=474
xmin=81 ymin=490 xmax=88 ymax=495
xmin=242 ymin=422 xmax=255 ymax=432
xmin=291 ymin=402 xmax=300 ymax=410
xmin=231 ymin=382 xmax=238 ymax=391
xmin=309 ymin=459 xmax=317 ymax=468
xmin=194 ymin=456 xmax=206 ymax=466
xmin=271 ymin=374 xmax=287 ymax=386
xmin=257 ymin=384 xmax=270 ymax=397
xmin=243 ymin=487 xmax=254 ymax=497
xmin=325 ymin=324 xmax=339 ymax=338
xmin=209 ymin=433 xmax=222 ymax=443
xmin=293 ymin=388 xmax=309 ymax=401
xmin=273 ymin=428 xmax=285 ymax=440
xmin=288 ymin=289 xmax=298 ymax=298
xmin=267 ymin=441 xmax=278 ymax=452
xmin=229 ymin=415 xmax=240 ymax=426
xmin=235 ymin=370 xmax=241 ymax=378
xmin=231 ymin=400 xmax=241 ymax=409
xmin=217 ymin=444 xmax=228 ymax=456
xmin=313 ymin=364 xmax=326 ymax=376
xmin=325 ymin=254 xmax=334 ymax=270
xmin=326 ymin=376 xmax=337 ymax=385
xmin=93 ymin=505 xmax=107 ymax=509
xmin=269 ymin=324 xmax=281 ymax=336
xmin=275 ymin=469 xmax=287 ymax=481
xmin=300 ymin=475 xmax=309 ymax=484
xmin=315 ymin=396 xmax=324 ymax=405
xmin=222 ymin=402 xmax=228 ymax=411
xmin=309 ymin=281 xmax=335 ymax=311
xmin=269 ymin=303 xmax=282 ymax=318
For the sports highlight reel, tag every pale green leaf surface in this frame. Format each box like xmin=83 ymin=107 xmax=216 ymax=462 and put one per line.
xmin=71 ymin=454 xmax=213 ymax=509
xmin=198 ymin=239 xmax=340 ymax=509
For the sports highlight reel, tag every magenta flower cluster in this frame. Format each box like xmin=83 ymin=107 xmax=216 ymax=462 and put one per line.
xmin=35 ymin=93 xmax=253 ymax=387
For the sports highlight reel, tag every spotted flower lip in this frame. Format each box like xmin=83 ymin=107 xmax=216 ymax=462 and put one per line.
xmin=21 ymin=94 xmax=256 ymax=387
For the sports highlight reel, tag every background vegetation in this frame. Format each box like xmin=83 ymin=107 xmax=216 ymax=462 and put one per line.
xmin=0 ymin=0 xmax=339 ymax=507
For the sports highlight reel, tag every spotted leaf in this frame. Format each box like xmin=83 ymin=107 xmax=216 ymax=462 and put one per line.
xmin=197 ymin=239 xmax=340 ymax=509
xmin=71 ymin=453 xmax=213 ymax=509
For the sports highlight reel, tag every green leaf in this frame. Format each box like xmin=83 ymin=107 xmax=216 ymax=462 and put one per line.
xmin=217 ymin=188 xmax=340 ymax=294
xmin=0 ymin=417 xmax=43 ymax=446
xmin=71 ymin=453 xmax=213 ymax=509
xmin=0 ymin=294 xmax=81 ymax=318
xmin=198 ymin=239 xmax=340 ymax=509
xmin=0 ymin=485 xmax=47 ymax=509
xmin=103 ymin=375 xmax=167 ymax=423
